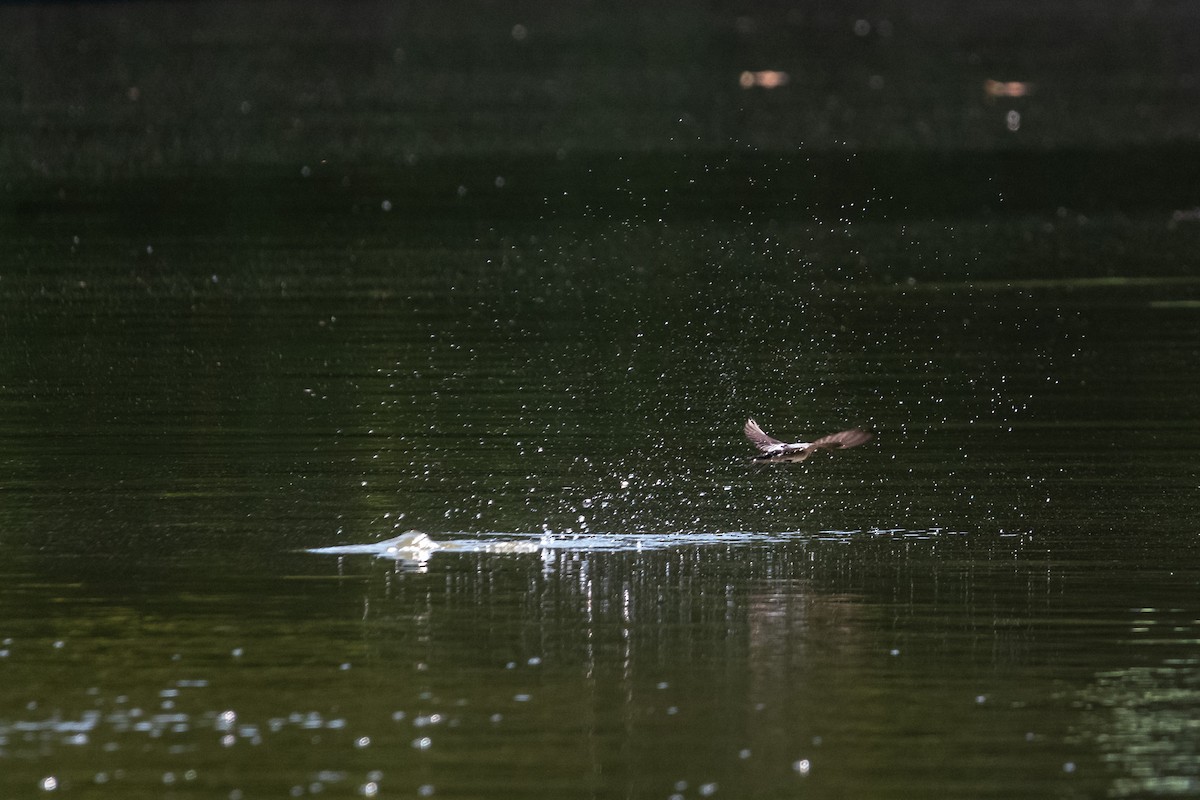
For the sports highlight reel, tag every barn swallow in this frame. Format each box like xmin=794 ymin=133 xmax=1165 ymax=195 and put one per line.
xmin=744 ymin=418 xmax=873 ymax=464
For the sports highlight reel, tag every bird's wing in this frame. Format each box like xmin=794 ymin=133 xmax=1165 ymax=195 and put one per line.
xmin=809 ymin=428 xmax=873 ymax=451
xmin=744 ymin=418 xmax=785 ymax=451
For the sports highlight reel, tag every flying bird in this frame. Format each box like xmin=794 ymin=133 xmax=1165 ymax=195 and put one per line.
xmin=744 ymin=418 xmax=873 ymax=464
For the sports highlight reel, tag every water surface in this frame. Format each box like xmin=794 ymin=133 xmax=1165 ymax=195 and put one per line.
xmin=2 ymin=2 xmax=1200 ymax=798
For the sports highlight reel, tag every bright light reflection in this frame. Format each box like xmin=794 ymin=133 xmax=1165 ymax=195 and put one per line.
xmin=739 ymin=70 xmax=790 ymax=89
xmin=984 ymin=79 xmax=1032 ymax=98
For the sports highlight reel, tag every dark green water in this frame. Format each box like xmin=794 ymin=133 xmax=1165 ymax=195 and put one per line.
xmin=3 ymin=3 xmax=1200 ymax=798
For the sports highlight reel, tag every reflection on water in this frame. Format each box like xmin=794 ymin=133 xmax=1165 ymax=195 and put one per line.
xmin=1089 ymin=663 xmax=1200 ymax=797
xmin=1079 ymin=606 xmax=1200 ymax=798
xmin=2 ymin=522 xmax=1199 ymax=797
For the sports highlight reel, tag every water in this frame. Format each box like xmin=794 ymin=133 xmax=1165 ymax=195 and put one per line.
xmin=3 ymin=2 xmax=1200 ymax=798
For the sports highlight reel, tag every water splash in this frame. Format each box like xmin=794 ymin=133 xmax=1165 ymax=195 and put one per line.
xmin=306 ymin=528 xmax=969 ymax=562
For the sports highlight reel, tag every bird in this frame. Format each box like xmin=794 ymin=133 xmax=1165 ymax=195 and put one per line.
xmin=744 ymin=418 xmax=873 ymax=464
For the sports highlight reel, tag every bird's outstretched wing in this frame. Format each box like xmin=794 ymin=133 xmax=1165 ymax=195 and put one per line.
xmin=808 ymin=428 xmax=873 ymax=451
xmin=744 ymin=418 xmax=784 ymax=452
